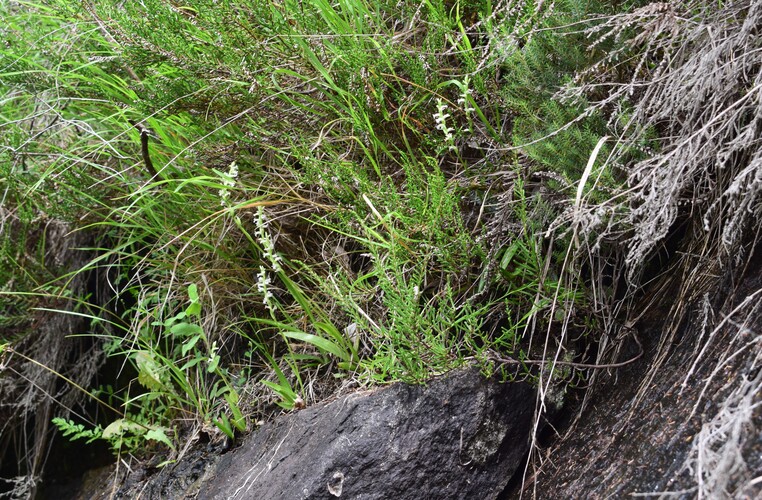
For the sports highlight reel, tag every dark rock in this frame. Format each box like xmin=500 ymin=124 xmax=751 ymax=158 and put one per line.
xmin=199 ymin=370 xmax=534 ymax=499
xmin=200 ymin=368 xmax=535 ymax=500
xmin=511 ymin=257 xmax=762 ymax=499
xmin=117 ymin=445 xmax=222 ymax=500
xmin=106 ymin=368 xmax=535 ymax=499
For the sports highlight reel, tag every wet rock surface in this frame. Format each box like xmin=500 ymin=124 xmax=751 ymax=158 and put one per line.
xmin=511 ymin=258 xmax=762 ymax=499
xmin=200 ymin=368 xmax=535 ymax=500
xmin=92 ymin=368 xmax=535 ymax=499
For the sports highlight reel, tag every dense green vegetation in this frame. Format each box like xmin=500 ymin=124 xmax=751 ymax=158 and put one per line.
xmin=10 ymin=0 xmax=758 ymax=486
xmin=0 ymin=0 xmax=632 ymax=457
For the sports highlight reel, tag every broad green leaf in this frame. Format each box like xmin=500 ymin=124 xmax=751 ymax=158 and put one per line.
xmin=179 ymin=355 xmax=203 ymax=372
xmin=145 ymin=428 xmax=175 ymax=450
xmin=181 ymin=334 xmax=202 ymax=356
xmin=185 ymin=301 xmax=201 ymax=317
xmin=500 ymin=243 xmax=519 ymax=270
xmin=206 ymin=354 xmax=220 ymax=373
xmin=284 ymin=331 xmax=350 ymax=362
xmin=261 ymin=380 xmax=297 ymax=403
xmin=215 ymin=414 xmax=234 ymax=439
xmin=102 ymin=419 xmax=145 ymax=440
xmin=134 ymin=351 xmax=166 ymax=390
xmin=224 ymin=390 xmax=246 ymax=431
xmin=187 ymin=283 xmax=199 ymax=302
xmin=170 ymin=322 xmax=204 ymax=337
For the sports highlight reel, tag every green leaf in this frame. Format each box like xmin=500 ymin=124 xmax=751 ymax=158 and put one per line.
xmin=284 ymin=331 xmax=350 ymax=362
xmin=262 ymin=380 xmax=297 ymax=407
xmin=181 ymin=334 xmax=202 ymax=356
xmin=170 ymin=322 xmax=204 ymax=337
xmin=179 ymin=355 xmax=204 ymax=371
xmin=52 ymin=417 xmax=103 ymax=444
xmin=145 ymin=428 xmax=175 ymax=450
xmin=314 ymin=321 xmax=342 ymax=343
xmin=52 ymin=417 xmax=84 ymax=437
xmin=224 ymin=390 xmax=246 ymax=430
xmin=209 ymin=382 xmax=229 ymax=400
xmin=188 ymin=283 xmax=199 ymax=302
xmin=500 ymin=243 xmax=519 ymax=270
xmin=215 ymin=414 xmax=234 ymax=439
xmin=185 ymin=301 xmax=201 ymax=317
xmin=85 ymin=426 xmax=104 ymax=444
xmin=134 ymin=351 xmax=166 ymax=390
xmin=224 ymin=389 xmax=239 ymax=406
xmin=206 ymin=353 xmax=220 ymax=373
xmin=279 ymin=272 xmax=316 ymax=324
xmin=102 ymin=419 xmax=145 ymax=440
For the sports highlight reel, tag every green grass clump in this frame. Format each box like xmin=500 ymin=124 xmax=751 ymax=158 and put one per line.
xmin=1 ymin=0 xmax=635 ymax=462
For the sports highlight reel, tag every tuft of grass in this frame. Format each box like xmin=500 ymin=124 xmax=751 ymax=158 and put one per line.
xmin=1 ymin=0 xmax=643 ymax=483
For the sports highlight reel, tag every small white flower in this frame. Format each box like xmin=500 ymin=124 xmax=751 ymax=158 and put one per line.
xmin=255 ymin=207 xmax=282 ymax=272
xmin=458 ymin=78 xmax=475 ymax=116
xmin=207 ymin=341 xmax=218 ymax=364
xmin=434 ymin=99 xmax=454 ymax=144
xmin=256 ymin=265 xmax=271 ymax=291
xmin=418 ymin=53 xmax=431 ymax=72
xmin=219 ymin=161 xmax=239 ymax=206
xmin=227 ymin=161 xmax=239 ymax=181
xmin=256 ymin=265 xmax=275 ymax=312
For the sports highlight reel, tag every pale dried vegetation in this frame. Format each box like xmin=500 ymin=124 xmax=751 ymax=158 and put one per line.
xmin=545 ymin=0 xmax=761 ymax=496
xmin=0 ymin=218 xmax=103 ymax=498
xmin=572 ymin=0 xmax=761 ymax=274
xmin=677 ymin=297 xmax=762 ymax=499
